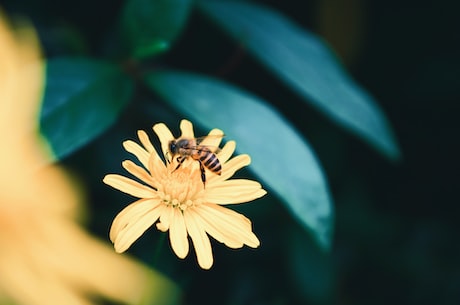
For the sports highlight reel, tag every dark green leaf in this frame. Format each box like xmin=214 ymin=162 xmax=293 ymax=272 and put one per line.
xmin=121 ymin=0 xmax=193 ymax=59
xmin=41 ymin=57 xmax=134 ymax=160
xmin=199 ymin=0 xmax=400 ymax=160
xmin=145 ymin=70 xmax=334 ymax=250
xmin=287 ymin=225 xmax=335 ymax=304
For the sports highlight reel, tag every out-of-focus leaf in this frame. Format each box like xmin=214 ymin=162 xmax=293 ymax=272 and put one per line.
xmin=287 ymin=225 xmax=335 ymax=304
xmin=41 ymin=57 xmax=134 ymax=160
xmin=121 ymin=0 xmax=193 ymax=59
xmin=145 ymin=70 xmax=334 ymax=250
xmin=199 ymin=0 xmax=400 ymax=161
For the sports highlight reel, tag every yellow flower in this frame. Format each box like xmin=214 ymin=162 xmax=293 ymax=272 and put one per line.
xmin=0 ymin=11 xmax=179 ymax=305
xmin=104 ymin=119 xmax=266 ymax=269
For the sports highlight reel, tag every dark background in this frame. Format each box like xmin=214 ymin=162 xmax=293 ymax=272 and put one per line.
xmin=3 ymin=0 xmax=459 ymax=304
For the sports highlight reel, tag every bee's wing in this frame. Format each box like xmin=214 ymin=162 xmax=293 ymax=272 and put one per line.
xmin=195 ymin=134 xmax=225 ymax=145
xmin=194 ymin=135 xmax=225 ymax=153
xmin=191 ymin=145 xmax=222 ymax=154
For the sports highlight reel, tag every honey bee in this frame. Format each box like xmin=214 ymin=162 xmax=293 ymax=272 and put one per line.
xmin=168 ymin=136 xmax=222 ymax=186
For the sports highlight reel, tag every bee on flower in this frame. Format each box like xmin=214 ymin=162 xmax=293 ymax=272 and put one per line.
xmin=103 ymin=119 xmax=266 ymax=269
xmin=168 ymin=134 xmax=223 ymax=187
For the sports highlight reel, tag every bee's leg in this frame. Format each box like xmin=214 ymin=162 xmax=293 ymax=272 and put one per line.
xmin=198 ymin=161 xmax=206 ymax=188
xmin=173 ymin=156 xmax=186 ymax=172
xmin=165 ymin=152 xmax=170 ymax=164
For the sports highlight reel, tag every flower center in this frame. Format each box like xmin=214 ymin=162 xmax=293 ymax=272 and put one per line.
xmin=158 ymin=160 xmax=204 ymax=211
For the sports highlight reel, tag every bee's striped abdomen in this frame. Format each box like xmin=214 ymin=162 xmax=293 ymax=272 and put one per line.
xmin=198 ymin=147 xmax=222 ymax=175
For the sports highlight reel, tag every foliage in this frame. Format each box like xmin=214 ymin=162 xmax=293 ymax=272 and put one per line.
xmin=40 ymin=0 xmax=398 ymax=252
xmin=8 ymin=0 xmax=444 ymax=304
xmin=42 ymin=0 xmax=398 ymax=303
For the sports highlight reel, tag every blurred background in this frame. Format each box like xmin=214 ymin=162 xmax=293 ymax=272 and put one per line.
xmin=2 ymin=0 xmax=459 ymax=304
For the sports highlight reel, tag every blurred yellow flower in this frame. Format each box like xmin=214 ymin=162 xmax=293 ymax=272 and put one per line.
xmin=0 ymin=11 xmax=179 ymax=305
xmin=104 ymin=119 xmax=266 ymax=269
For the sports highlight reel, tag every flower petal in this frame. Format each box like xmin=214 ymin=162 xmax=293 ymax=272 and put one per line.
xmin=205 ymin=179 xmax=266 ymax=204
xmin=110 ymin=198 xmax=161 ymax=242
xmin=122 ymin=140 xmax=149 ymax=169
xmin=122 ymin=160 xmax=155 ymax=186
xmin=147 ymin=149 xmax=168 ymax=182
xmin=168 ymin=208 xmax=189 ymax=259
xmin=153 ymin=123 xmax=174 ymax=161
xmin=192 ymin=205 xmax=244 ymax=248
xmin=207 ymin=154 xmax=250 ymax=185
xmin=156 ymin=205 xmax=173 ymax=232
xmin=199 ymin=203 xmax=260 ymax=248
xmin=184 ymin=209 xmax=213 ymax=269
xmin=137 ymin=130 xmax=155 ymax=153
xmin=114 ymin=204 xmax=166 ymax=253
xmin=216 ymin=140 xmax=236 ymax=164
xmin=179 ymin=119 xmax=194 ymax=139
xmin=103 ymin=174 xmax=156 ymax=198
xmin=200 ymin=129 xmax=224 ymax=152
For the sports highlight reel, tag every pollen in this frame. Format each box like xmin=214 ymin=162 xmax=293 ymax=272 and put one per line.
xmin=158 ymin=162 xmax=204 ymax=211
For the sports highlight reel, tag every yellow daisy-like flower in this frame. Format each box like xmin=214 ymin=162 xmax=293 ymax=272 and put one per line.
xmin=104 ymin=119 xmax=266 ymax=269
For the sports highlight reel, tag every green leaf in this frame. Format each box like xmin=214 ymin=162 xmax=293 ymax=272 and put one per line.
xmin=199 ymin=0 xmax=400 ymax=161
xmin=145 ymin=70 xmax=334 ymax=250
xmin=287 ymin=226 xmax=335 ymax=303
xmin=40 ymin=57 xmax=134 ymax=160
xmin=121 ymin=0 xmax=193 ymax=59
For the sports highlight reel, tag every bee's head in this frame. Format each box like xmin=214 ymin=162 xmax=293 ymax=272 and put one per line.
xmin=168 ymin=140 xmax=178 ymax=154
